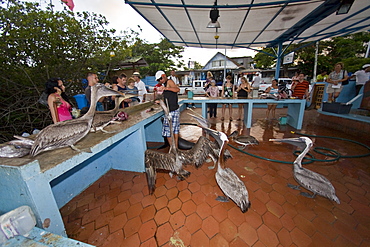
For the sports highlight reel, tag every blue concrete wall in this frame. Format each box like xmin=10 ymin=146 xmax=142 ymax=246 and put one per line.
xmin=50 ymin=152 xmax=112 ymax=208
xmin=321 ymin=80 xmax=364 ymax=109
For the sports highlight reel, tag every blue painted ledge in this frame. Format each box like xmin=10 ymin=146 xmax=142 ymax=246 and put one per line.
xmin=0 ymin=102 xmax=164 ymax=237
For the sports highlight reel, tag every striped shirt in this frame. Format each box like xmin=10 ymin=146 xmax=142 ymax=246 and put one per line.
xmin=292 ymin=80 xmax=309 ymax=99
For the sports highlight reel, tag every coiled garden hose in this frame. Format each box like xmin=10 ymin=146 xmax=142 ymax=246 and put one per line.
xmin=228 ymin=131 xmax=370 ymax=164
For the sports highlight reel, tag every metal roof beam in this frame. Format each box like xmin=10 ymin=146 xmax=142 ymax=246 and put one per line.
xmin=125 ymin=0 xmax=318 ymax=9
xmin=267 ymin=0 xmax=342 ymax=47
xmin=297 ymin=5 xmax=370 ymax=44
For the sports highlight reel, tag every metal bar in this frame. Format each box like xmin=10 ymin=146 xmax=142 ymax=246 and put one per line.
xmin=125 ymin=0 xmax=318 ymax=9
xmin=180 ymin=0 xmax=203 ymax=47
xmin=232 ymin=0 xmax=254 ymax=47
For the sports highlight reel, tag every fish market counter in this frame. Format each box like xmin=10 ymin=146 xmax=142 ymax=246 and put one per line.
xmin=180 ymin=97 xmax=306 ymax=129
xmin=0 ymin=102 xmax=164 ymax=237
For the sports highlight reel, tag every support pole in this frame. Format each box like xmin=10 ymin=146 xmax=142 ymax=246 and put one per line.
xmin=224 ymin=48 xmax=227 ymax=83
xmin=274 ymin=43 xmax=282 ymax=79
xmin=365 ymin=40 xmax=370 ymax=58
xmin=313 ymin=41 xmax=319 ymax=83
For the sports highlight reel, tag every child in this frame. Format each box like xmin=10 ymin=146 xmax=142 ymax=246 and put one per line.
xmin=205 ymin=79 xmax=219 ymax=118
xmin=126 ymin=77 xmax=140 ymax=106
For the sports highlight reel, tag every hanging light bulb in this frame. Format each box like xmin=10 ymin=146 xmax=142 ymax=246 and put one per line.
xmin=207 ymin=1 xmax=220 ymax=28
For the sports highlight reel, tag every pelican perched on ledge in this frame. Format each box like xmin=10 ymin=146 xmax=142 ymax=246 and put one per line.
xmin=270 ymin=137 xmax=340 ymax=204
xmin=30 ymin=84 xmax=121 ymax=156
xmin=204 ymin=127 xmax=251 ymax=213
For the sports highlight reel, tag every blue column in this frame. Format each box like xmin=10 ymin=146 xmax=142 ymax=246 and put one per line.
xmin=274 ymin=43 xmax=283 ymax=79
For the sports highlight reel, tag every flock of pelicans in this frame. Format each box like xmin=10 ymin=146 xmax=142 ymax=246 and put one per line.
xmin=145 ymin=100 xmax=340 ymax=213
xmin=0 ymin=83 xmax=340 ymax=214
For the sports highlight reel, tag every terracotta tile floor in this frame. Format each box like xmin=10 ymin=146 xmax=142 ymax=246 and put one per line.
xmin=60 ymin=108 xmax=370 ymax=246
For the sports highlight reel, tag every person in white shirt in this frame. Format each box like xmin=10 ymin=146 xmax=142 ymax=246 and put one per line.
xmin=168 ymin=70 xmax=179 ymax=85
xmin=251 ymin=72 xmax=261 ymax=90
xmin=349 ymin=64 xmax=370 ymax=95
xmin=132 ymin=72 xmax=147 ymax=103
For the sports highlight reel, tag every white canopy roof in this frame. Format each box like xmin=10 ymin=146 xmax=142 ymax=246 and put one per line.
xmin=125 ymin=0 xmax=370 ymax=49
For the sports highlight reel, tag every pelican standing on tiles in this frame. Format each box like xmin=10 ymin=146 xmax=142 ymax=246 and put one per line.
xmin=30 ymin=82 xmax=121 ymax=156
xmin=228 ymin=130 xmax=259 ymax=150
xmin=204 ymin=127 xmax=251 ymax=213
xmin=145 ymin=100 xmax=191 ymax=194
xmin=270 ymin=137 xmax=340 ymax=204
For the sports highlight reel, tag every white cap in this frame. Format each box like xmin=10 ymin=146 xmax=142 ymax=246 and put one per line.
xmin=155 ymin=70 xmax=165 ymax=80
xmin=362 ymin=64 xmax=370 ymax=69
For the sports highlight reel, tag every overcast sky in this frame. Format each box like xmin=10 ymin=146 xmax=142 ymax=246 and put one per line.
xmin=32 ymin=0 xmax=256 ymax=66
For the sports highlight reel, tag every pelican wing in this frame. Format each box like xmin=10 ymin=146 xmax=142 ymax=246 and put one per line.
xmin=145 ymin=149 xmax=176 ymax=171
xmin=31 ymin=120 xmax=91 ymax=156
xmin=216 ymin=167 xmax=250 ymax=213
xmin=236 ymin=136 xmax=259 ymax=146
xmin=177 ymin=136 xmax=216 ymax=168
xmin=294 ymin=166 xmax=340 ymax=203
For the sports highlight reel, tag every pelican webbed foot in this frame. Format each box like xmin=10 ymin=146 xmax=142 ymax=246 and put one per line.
xmin=176 ymin=170 xmax=191 ymax=180
xmin=208 ymin=164 xmax=216 ymax=170
xmin=216 ymin=196 xmax=229 ymax=202
xmin=300 ymin=192 xmax=316 ymax=199
xmin=287 ymin=183 xmax=301 ymax=190
xmin=101 ymin=129 xmax=118 ymax=134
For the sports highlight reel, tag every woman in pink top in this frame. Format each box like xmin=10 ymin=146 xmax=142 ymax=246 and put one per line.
xmin=46 ymin=78 xmax=72 ymax=123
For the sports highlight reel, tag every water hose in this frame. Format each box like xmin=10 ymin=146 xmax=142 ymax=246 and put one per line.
xmin=228 ymin=131 xmax=370 ymax=164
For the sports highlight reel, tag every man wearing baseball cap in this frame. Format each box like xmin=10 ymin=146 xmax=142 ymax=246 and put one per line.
xmin=349 ymin=64 xmax=370 ymax=95
xmin=132 ymin=72 xmax=147 ymax=103
xmin=155 ymin=70 xmax=180 ymax=148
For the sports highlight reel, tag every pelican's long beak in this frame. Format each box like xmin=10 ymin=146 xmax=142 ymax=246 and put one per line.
xmin=269 ymin=138 xmax=303 ymax=143
xmin=269 ymin=137 xmax=308 ymax=150
xmin=96 ymin=83 xmax=122 ymax=98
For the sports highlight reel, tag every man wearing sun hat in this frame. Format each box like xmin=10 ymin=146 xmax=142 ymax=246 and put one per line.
xmin=349 ymin=64 xmax=370 ymax=95
xmin=155 ymin=70 xmax=180 ymax=148
xmin=132 ymin=71 xmax=147 ymax=103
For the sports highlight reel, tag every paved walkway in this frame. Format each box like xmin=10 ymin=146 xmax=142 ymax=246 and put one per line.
xmin=60 ymin=108 xmax=370 ymax=246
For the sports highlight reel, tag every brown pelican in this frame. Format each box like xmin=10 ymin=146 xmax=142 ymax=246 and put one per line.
xmin=91 ymin=96 xmax=127 ymax=133
xmin=30 ymin=84 xmax=121 ymax=156
xmin=187 ymin=113 xmax=232 ymax=169
xmin=145 ymin=100 xmax=191 ymax=194
xmin=270 ymin=137 xmax=340 ymax=204
xmin=229 ymin=130 xmax=259 ymax=150
xmin=203 ymin=127 xmax=251 ymax=213
xmin=145 ymin=101 xmax=232 ymax=193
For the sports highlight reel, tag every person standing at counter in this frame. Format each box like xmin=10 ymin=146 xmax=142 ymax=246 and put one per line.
xmin=205 ymin=79 xmax=219 ymax=118
xmin=291 ymin=73 xmax=309 ymax=99
xmin=155 ymin=70 xmax=180 ymax=148
xmin=221 ymin=75 xmax=235 ymax=121
xmin=132 ymin=72 xmax=147 ymax=103
xmin=236 ymin=77 xmax=251 ymax=121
